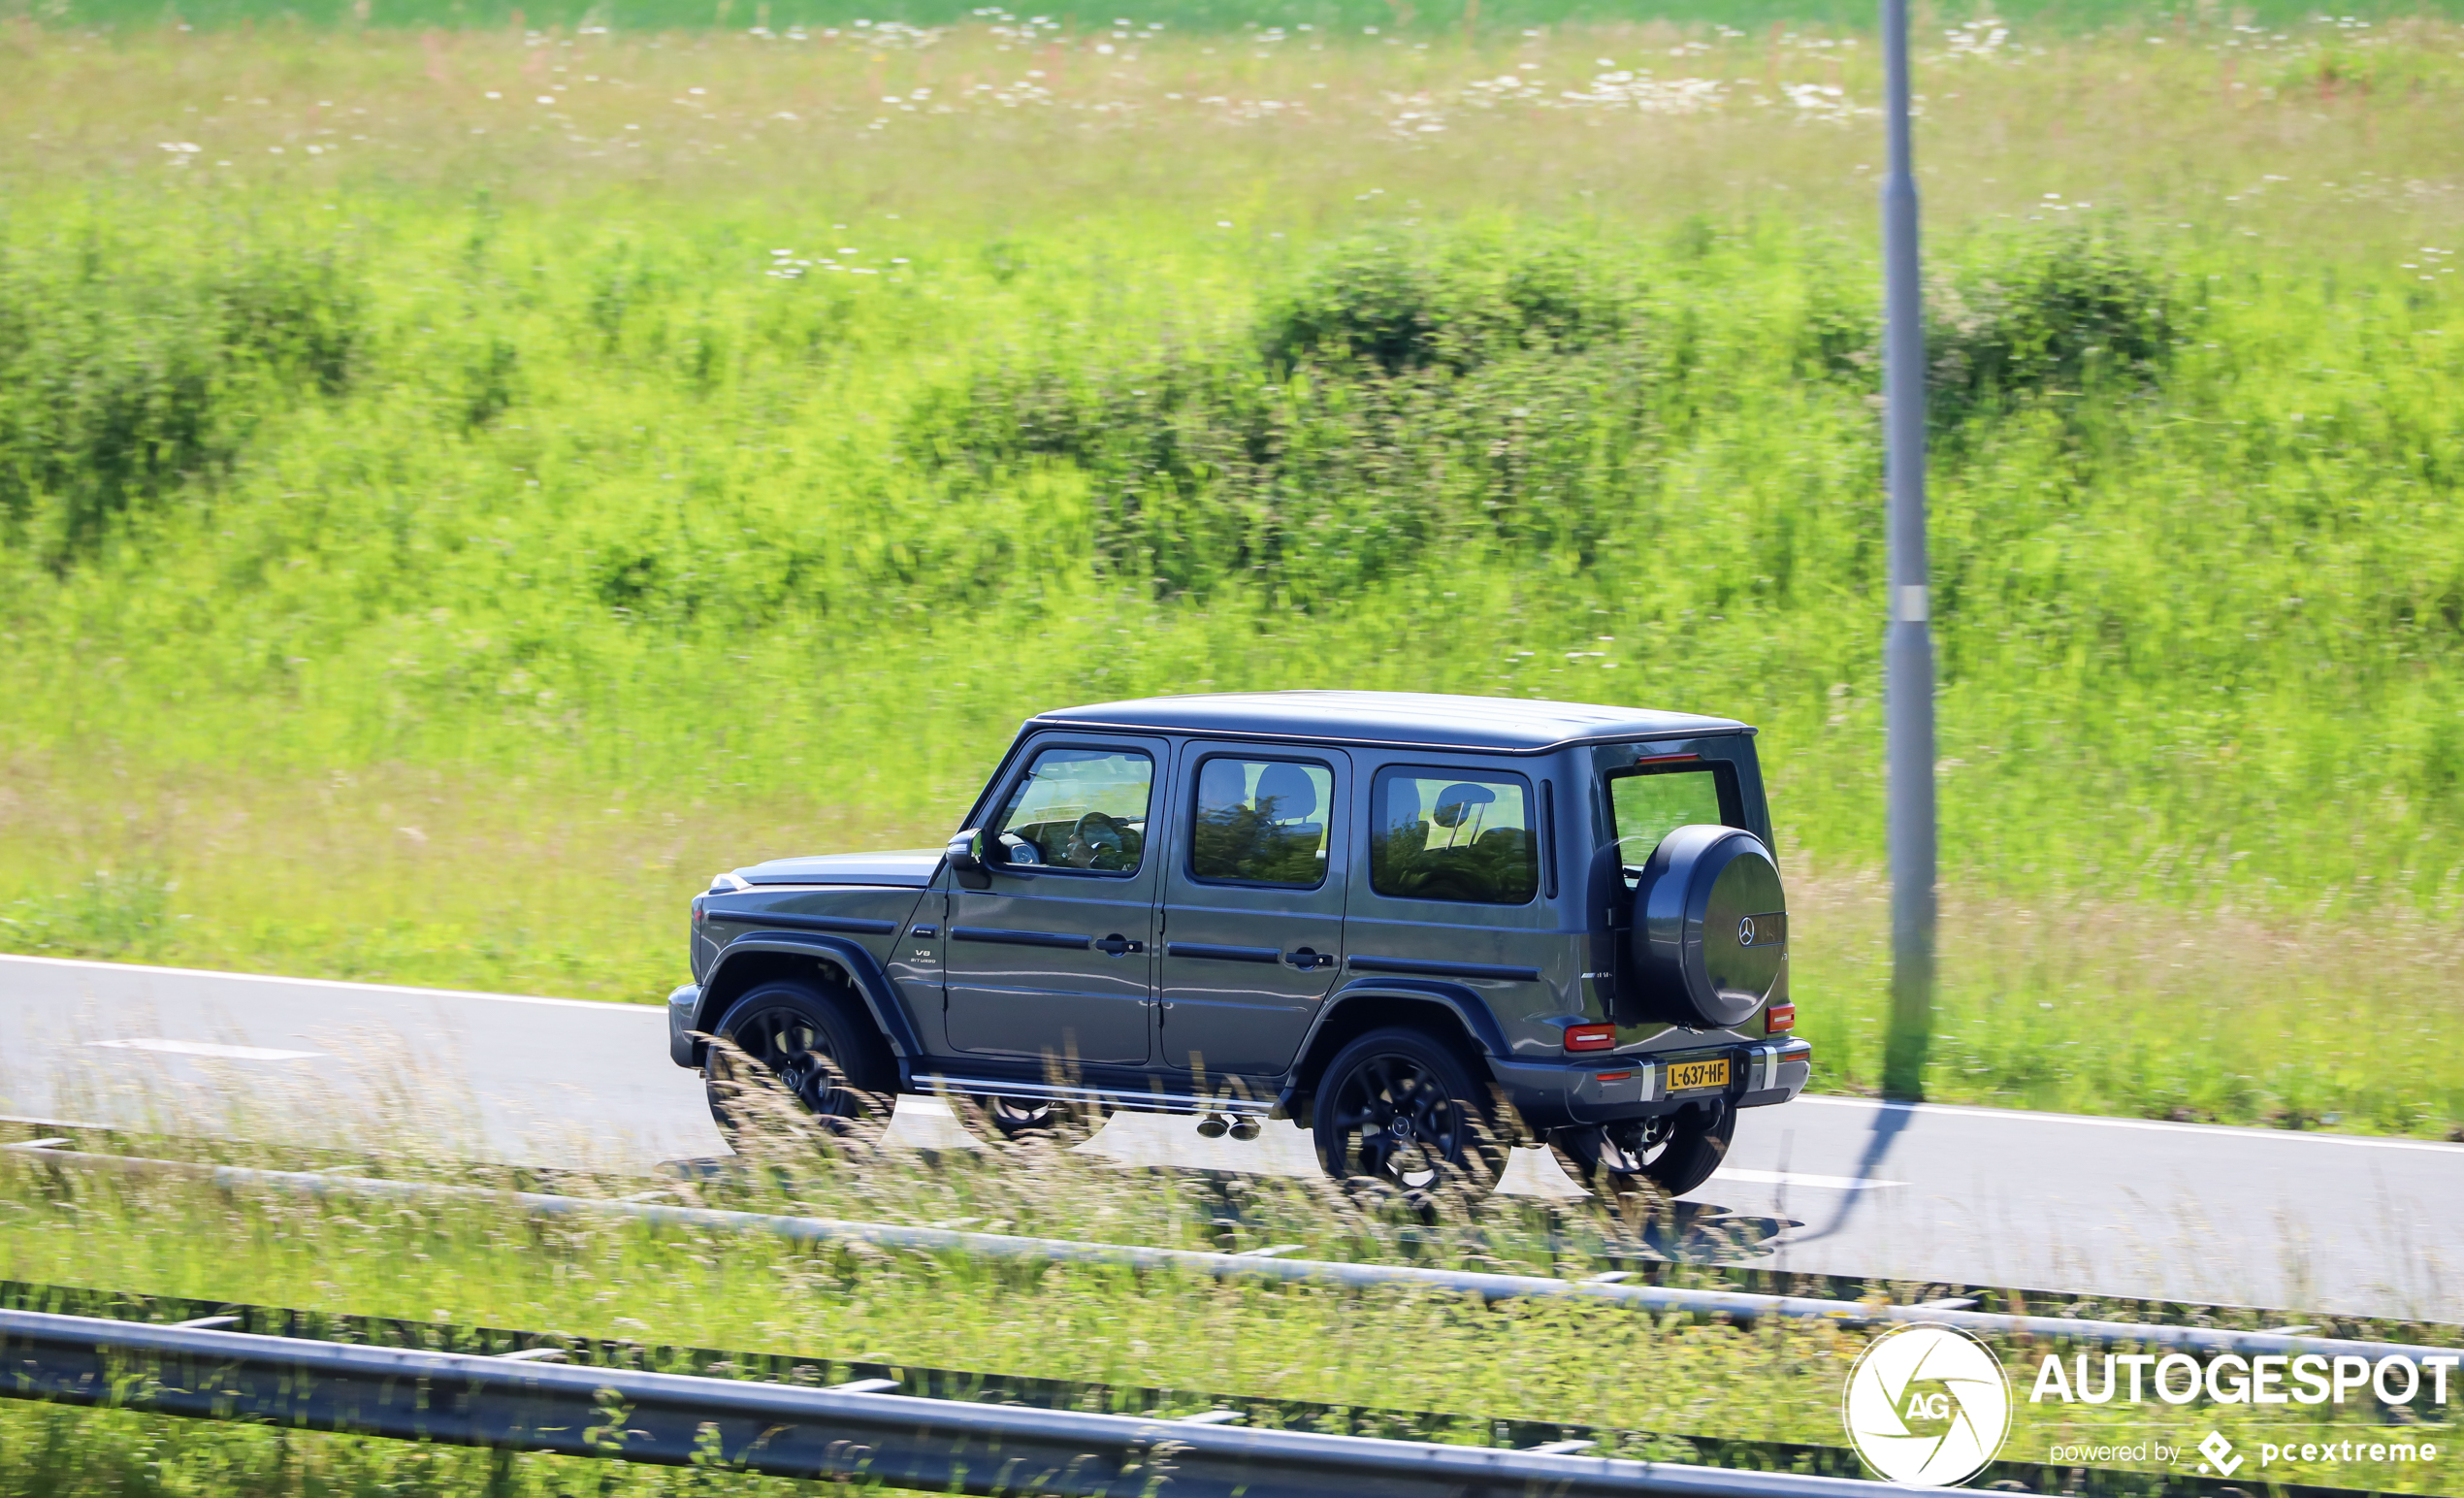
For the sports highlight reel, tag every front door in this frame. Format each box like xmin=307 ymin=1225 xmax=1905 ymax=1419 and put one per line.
xmin=945 ymin=737 xmax=1162 ymax=1066
xmin=1157 ymin=744 xmax=1351 ymax=1080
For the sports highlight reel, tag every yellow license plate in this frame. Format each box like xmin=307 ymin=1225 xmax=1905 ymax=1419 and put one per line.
xmin=1668 ymin=1058 xmax=1731 ymax=1093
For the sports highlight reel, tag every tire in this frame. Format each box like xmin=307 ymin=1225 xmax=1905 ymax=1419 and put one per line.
xmin=1552 ymin=1102 xmax=1733 ymax=1198
xmin=704 ymin=980 xmax=896 ymax=1140
xmin=1310 ymin=1026 xmax=1504 ymax=1205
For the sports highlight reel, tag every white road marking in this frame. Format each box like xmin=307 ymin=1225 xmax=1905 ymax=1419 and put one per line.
xmin=1793 ymin=1093 xmax=2464 ymax=1155
xmin=6 ymin=953 xmax=638 ymax=1013
xmin=1718 ymin=1167 xmax=1904 ymax=1190
xmin=87 ymin=1038 xmax=322 ymax=1061
xmin=0 ymin=1112 xmax=113 ymax=1131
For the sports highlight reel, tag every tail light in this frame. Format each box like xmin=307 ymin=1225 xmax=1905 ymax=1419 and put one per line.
xmin=1565 ymin=1024 xmax=1616 ymax=1052
xmin=1764 ymin=1002 xmax=1795 ymax=1034
xmin=692 ymin=898 xmax=706 ymax=924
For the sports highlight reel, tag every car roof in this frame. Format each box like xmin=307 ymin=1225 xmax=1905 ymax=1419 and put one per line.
xmin=1027 ymin=691 xmax=1751 ymax=754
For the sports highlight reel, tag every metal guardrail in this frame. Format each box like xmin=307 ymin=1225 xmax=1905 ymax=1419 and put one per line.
xmin=0 ymin=1307 xmax=1924 ymax=1497
xmin=9 ymin=1140 xmax=2459 ymax=1363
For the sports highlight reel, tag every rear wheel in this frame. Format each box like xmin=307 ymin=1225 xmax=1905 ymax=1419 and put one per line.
xmin=1552 ymin=1102 xmax=1732 ymax=1198
xmin=705 ymin=980 xmax=895 ymax=1140
xmin=1311 ymin=1027 xmax=1503 ymax=1204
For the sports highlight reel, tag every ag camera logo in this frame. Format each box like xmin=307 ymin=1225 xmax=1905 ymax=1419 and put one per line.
xmin=1843 ymin=1324 xmax=2015 ymax=1486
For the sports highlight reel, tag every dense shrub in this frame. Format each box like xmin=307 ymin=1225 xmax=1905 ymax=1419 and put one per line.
xmin=1793 ymin=221 xmax=2175 ymax=424
xmin=0 ymin=245 xmax=364 ymax=565
xmin=913 ymin=229 xmax=1669 ymax=605
xmin=1255 ymin=228 xmax=1636 ymax=375
xmin=1927 ymin=221 xmax=2176 ymax=422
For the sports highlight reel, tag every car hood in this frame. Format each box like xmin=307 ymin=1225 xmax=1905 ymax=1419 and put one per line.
xmin=734 ymin=850 xmax=943 ymax=888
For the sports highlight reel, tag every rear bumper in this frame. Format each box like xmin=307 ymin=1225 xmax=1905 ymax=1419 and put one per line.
xmin=1488 ymin=1039 xmax=1811 ymax=1129
xmin=666 ymin=984 xmax=704 ymax=1068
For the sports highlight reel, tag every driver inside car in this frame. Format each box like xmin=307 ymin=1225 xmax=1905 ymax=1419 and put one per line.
xmin=1063 ymin=811 xmax=1129 ymax=869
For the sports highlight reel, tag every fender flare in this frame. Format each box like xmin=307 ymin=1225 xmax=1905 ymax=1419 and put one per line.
xmin=1293 ymin=978 xmax=1513 ymax=1065
xmin=697 ymin=933 xmax=924 ymax=1060
xmin=1272 ymin=980 xmax=1514 ymax=1124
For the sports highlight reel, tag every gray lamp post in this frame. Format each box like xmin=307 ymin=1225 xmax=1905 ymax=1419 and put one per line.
xmin=1879 ymin=0 xmax=1935 ymax=1102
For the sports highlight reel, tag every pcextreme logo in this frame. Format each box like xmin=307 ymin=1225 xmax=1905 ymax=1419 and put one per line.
xmin=1843 ymin=1324 xmax=2015 ymax=1487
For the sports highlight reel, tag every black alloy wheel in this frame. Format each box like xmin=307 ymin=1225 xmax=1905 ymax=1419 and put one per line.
xmin=1311 ymin=1026 xmax=1503 ymax=1204
xmin=1552 ymin=1102 xmax=1733 ymax=1198
xmin=705 ymin=981 xmax=893 ymax=1139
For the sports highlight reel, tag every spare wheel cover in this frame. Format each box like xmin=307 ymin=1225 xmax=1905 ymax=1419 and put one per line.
xmin=1635 ymin=825 xmax=1786 ymax=1028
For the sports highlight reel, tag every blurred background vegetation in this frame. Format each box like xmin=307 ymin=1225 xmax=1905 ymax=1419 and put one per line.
xmin=0 ymin=10 xmax=2458 ymax=1132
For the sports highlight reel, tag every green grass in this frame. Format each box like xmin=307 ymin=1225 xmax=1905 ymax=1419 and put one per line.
xmin=4 ymin=1125 xmax=2458 ymax=1495
xmin=2 ymin=14 xmax=2462 ymax=1139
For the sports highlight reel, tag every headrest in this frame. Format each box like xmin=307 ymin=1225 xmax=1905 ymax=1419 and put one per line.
xmin=1253 ymin=762 xmax=1320 ymax=821
xmin=1431 ymin=782 xmax=1497 ymax=829
xmin=1196 ymin=758 xmax=1249 ymax=814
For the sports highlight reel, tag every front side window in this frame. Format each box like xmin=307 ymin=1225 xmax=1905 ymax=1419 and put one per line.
xmin=992 ymin=747 xmax=1152 ymax=873
xmin=1369 ymin=767 xmax=1537 ymax=905
xmin=1190 ymin=757 xmax=1333 ymax=888
xmin=1606 ymin=764 xmax=1734 ymax=869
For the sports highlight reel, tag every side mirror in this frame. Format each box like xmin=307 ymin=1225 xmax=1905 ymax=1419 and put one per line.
xmin=946 ymin=829 xmax=994 ymax=890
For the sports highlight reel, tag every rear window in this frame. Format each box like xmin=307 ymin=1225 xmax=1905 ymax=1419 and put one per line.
xmin=1606 ymin=762 xmax=1737 ymax=870
xmin=1369 ymin=767 xmax=1538 ymax=905
xmin=1190 ymin=756 xmax=1333 ymax=888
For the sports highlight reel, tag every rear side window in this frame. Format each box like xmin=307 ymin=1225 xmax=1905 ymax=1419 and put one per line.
xmin=1369 ymin=767 xmax=1537 ymax=905
xmin=1606 ymin=764 xmax=1737 ymax=868
xmin=1190 ymin=757 xmax=1333 ymax=888
xmin=992 ymin=747 xmax=1152 ymax=873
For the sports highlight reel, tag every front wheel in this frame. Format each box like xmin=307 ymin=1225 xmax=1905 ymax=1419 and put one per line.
xmin=705 ymin=981 xmax=895 ymax=1141
xmin=1552 ymin=1102 xmax=1733 ymax=1198
xmin=1311 ymin=1027 xmax=1504 ymax=1205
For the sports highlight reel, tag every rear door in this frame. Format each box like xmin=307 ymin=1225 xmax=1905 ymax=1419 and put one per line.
xmin=1157 ymin=743 xmax=1351 ymax=1079
xmin=944 ymin=736 xmax=1164 ymax=1065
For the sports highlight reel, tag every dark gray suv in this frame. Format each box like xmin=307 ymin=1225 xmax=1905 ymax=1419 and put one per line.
xmin=667 ymin=692 xmax=1810 ymax=1198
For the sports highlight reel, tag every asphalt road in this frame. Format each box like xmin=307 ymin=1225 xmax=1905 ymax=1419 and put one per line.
xmin=5 ymin=954 xmax=2457 ymax=1323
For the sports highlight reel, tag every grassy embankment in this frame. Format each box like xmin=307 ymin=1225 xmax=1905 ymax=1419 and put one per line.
xmin=3 ymin=16 xmax=2463 ymax=1492
xmin=2 ymin=16 xmax=2462 ymax=1141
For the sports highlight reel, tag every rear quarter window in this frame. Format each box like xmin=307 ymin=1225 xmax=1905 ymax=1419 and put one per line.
xmin=1369 ymin=766 xmax=1537 ymax=905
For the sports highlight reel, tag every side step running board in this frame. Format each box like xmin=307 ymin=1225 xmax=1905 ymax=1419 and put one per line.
xmin=908 ymin=1074 xmax=1277 ymax=1118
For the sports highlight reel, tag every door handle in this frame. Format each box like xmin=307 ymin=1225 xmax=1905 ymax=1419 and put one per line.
xmin=1094 ymin=934 xmax=1147 ymax=958
xmin=1282 ymin=948 xmax=1337 ymax=971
